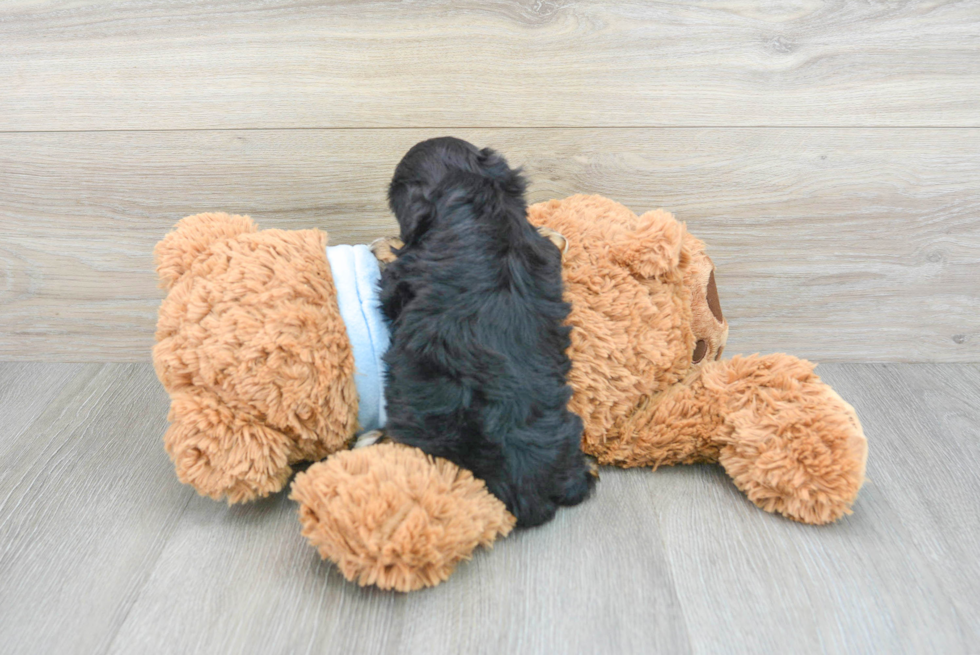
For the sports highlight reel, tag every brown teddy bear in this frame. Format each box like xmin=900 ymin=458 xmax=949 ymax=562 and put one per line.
xmin=154 ymin=195 xmax=867 ymax=593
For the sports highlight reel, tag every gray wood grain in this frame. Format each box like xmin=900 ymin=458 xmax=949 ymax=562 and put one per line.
xmin=0 ymin=362 xmax=84 ymax=446
xmin=652 ymin=362 xmax=980 ymax=655
xmin=1 ymin=1 xmax=978 ymax=130
xmin=106 ymin=468 xmax=689 ymax=655
xmin=2 ymin=128 xmax=978 ymax=363
xmin=0 ymin=363 xmax=191 ymax=655
xmin=2 ymin=363 xmax=979 ymax=654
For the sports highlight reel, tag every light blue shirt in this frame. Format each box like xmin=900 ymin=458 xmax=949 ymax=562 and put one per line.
xmin=325 ymin=244 xmax=390 ymax=433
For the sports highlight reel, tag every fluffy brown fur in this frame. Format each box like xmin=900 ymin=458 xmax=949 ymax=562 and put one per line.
xmin=154 ymin=213 xmax=358 ymax=503
xmin=526 ymin=195 xmax=867 ymax=524
xmin=291 ymin=442 xmax=515 ymax=592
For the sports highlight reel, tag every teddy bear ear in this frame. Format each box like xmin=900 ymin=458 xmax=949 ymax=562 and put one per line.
xmin=154 ymin=213 xmax=257 ymax=290
xmin=612 ymin=209 xmax=685 ymax=279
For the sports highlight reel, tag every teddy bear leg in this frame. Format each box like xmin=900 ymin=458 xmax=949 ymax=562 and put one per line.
xmin=598 ymin=355 xmax=867 ymax=524
xmin=584 ymin=371 xmax=728 ymax=469
xmin=164 ymin=392 xmax=297 ymax=503
xmin=290 ymin=442 xmax=515 ymax=592
xmin=703 ymin=354 xmax=869 ymax=524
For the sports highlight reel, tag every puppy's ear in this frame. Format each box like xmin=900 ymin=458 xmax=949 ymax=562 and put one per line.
xmin=537 ymin=226 xmax=568 ymax=257
xmin=478 ymin=147 xmax=528 ymax=198
xmin=388 ymin=182 xmax=435 ymax=245
xmin=612 ymin=209 xmax=685 ymax=279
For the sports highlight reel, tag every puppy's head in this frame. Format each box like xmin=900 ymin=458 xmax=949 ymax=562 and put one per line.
xmin=388 ymin=137 xmax=526 ymax=244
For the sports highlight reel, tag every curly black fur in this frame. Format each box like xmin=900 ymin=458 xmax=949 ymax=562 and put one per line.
xmin=379 ymin=137 xmax=593 ymax=527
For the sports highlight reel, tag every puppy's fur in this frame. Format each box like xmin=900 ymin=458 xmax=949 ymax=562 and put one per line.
xmin=379 ymin=137 xmax=593 ymax=527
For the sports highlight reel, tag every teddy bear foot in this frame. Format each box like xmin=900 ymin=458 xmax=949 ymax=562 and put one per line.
xmin=290 ymin=442 xmax=516 ymax=592
xmin=709 ymin=355 xmax=869 ymax=525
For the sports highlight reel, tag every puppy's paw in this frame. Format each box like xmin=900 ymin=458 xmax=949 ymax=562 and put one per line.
xmin=513 ymin=497 xmax=559 ymax=529
xmin=370 ymin=236 xmax=403 ymax=269
xmin=586 ymin=454 xmax=600 ymax=480
xmin=557 ymin=459 xmax=596 ymax=508
xmin=536 ymin=226 xmax=568 ymax=256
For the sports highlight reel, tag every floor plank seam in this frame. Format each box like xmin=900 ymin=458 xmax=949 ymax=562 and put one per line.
xmin=98 ymin=491 xmax=196 ymax=655
xmin=656 ymin=526 xmax=697 ymax=655
xmin=0 ymin=365 xmax=105 ymax=534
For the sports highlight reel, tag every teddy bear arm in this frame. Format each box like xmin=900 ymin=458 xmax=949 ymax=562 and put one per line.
xmin=595 ymin=353 xmax=867 ymax=525
xmin=698 ymin=354 xmax=869 ymax=524
xmin=290 ymin=442 xmax=515 ymax=592
xmin=586 ymin=373 xmax=727 ymax=469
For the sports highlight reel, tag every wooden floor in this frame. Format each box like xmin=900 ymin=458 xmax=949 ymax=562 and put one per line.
xmin=0 ymin=361 xmax=977 ymax=654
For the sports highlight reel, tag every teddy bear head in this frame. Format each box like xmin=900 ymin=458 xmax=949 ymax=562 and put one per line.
xmin=527 ymin=195 xmax=727 ymax=453
xmin=153 ymin=213 xmax=358 ymax=502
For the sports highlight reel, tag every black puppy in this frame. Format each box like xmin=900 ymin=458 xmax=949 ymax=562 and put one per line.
xmin=379 ymin=137 xmax=593 ymax=528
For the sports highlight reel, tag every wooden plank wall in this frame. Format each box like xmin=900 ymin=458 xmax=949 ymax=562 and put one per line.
xmin=1 ymin=1 xmax=978 ymax=362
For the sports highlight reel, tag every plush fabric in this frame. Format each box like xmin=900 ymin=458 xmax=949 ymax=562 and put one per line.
xmin=325 ymin=243 xmax=390 ymax=434
xmin=154 ymin=213 xmax=358 ymax=503
xmin=290 ymin=442 xmax=514 ymax=592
